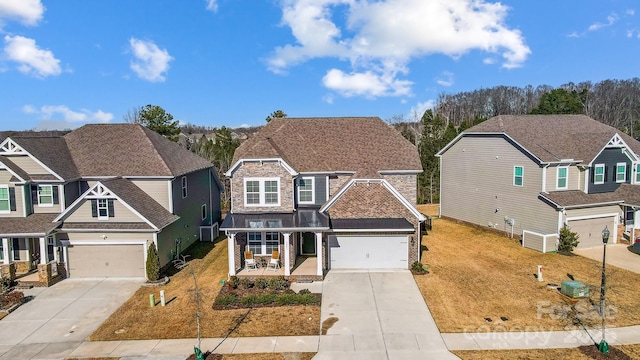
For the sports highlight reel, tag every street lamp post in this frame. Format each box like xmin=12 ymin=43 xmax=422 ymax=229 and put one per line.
xmin=598 ymin=226 xmax=610 ymax=354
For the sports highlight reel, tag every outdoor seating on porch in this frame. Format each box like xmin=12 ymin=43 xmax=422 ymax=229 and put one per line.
xmin=237 ymin=256 xmax=317 ymax=278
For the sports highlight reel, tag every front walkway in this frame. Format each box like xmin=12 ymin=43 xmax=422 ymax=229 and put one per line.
xmin=574 ymin=244 xmax=640 ymax=274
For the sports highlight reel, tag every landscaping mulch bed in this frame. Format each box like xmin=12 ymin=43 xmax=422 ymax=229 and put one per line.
xmin=0 ymin=290 xmax=25 ymax=314
xmin=578 ymin=345 xmax=633 ymax=360
xmin=213 ymin=277 xmax=321 ymax=310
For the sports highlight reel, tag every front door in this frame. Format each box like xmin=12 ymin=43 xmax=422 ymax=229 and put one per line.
xmin=301 ymin=233 xmax=316 ymax=255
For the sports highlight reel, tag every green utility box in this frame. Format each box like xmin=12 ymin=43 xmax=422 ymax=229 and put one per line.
xmin=560 ymin=280 xmax=590 ymax=299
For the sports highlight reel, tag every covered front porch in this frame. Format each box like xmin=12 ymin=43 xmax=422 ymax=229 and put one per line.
xmin=0 ymin=214 xmax=65 ymax=287
xmin=220 ymin=210 xmax=329 ymax=281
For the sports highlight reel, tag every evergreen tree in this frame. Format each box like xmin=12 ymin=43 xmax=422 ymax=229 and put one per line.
xmin=146 ymin=242 xmax=160 ymax=281
xmin=138 ymin=104 xmax=181 ymax=141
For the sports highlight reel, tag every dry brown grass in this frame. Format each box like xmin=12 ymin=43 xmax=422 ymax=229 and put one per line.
xmin=90 ymin=239 xmax=320 ymax=341
xmin=415 ymin=204 xmax=640 ymax=333
xmin=221 ymin=353 xmax=315 ymax=360
xmin=453 ymin=344 xmax=640 ymax=360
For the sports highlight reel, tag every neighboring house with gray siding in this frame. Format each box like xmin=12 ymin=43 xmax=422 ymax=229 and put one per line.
xmin=0 ymin=124 xmax=223 ymax=285
xmin=221 ymin=117 xmax=425 ymax=279
xmin=437 ymin=114 xmax=640 ymax=252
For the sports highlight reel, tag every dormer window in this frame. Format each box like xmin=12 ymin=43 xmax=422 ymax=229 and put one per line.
xmin=594 ymin=164 xmax=605 ymax=185
xmin=616 ymin=163 xmax=627 ymax=183
xmin=0 ymin=186 xmax=10 ymax=213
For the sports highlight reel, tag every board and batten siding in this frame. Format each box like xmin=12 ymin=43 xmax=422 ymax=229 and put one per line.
xmin=589 ymin=148 xmax=633 ymax=194
xmin=440 ymin=135 xmax=558 ymax=237
xmin=130 ymin=179 xmax=171 ymax=210
xmin=64 ymin=198 xmax=141 ymax=222
xmin=5 ymin=156 xmax=49 ymax=175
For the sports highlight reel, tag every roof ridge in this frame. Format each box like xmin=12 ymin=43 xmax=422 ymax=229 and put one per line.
xmin=137 ymin=125 xmax=174 ymax=175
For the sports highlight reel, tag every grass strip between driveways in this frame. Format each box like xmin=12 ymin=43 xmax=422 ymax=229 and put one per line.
xmin=453 ymin=343 xmax=640 ymax=359
xmin=415 ymin=204 xmax=640 ymax=334
xmin=90 ymin=239 xmax=320 ymax=341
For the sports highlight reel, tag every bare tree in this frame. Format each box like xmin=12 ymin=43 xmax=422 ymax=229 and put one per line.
xmin=123 ymin=106 xmax=142 ymax=124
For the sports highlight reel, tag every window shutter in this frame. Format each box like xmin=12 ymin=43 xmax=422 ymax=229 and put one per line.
xmin=108 ymin=199 xmax=114 ymax=217
xmin=9 ymin=187 xmax=16 ymax=211
xmin=31 ymin=184 xmax=37 ymax=205
xmin=91 ymin=200 xmax=97 ymax=218
xmin=52 ymin=186 xmax=59 ymax=204
xmin=604 ymin=166 xmax=608 ymax=182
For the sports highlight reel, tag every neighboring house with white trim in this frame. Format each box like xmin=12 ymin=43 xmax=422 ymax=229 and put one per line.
xmin=436 ymin=114 xmax=640 ymax=252
xmin=220 ymin=117 xmax=425 ymax=280
xmin=0 ymin=124 xmax=223 ymax=285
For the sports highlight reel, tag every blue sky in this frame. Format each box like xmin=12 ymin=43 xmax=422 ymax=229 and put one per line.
xmin=0 ymin=0 xmax=638 ymax=131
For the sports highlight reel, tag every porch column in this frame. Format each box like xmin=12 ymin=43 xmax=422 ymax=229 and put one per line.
xmin=282 ymin=233 xmax=291 ymax=276
xmin=315 ymin=232 xmax=322 ymax=276
xmin=62 ymin=242 xmax=69 ymax=275
xmin=25 ymin=238 xmax=31 ymax=264
xmin=1 ymin=238 xmax=9 ymax=264
xmin=39 ymin=237 xmax=47 ymax=264
xmin=227 ymin=232 xmax=236 ymax=276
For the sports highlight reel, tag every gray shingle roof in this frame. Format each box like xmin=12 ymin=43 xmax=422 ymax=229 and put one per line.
xmin=232 ymin=117 xmax=422 ymax=173
xmin=63 ymin=124 xmax=213 ymax=177
xmin=0 ymin=213 xmax=60 ymax=237
xmin=466 ymin=115 xmax=640 ymax=164
xmin=11 ymin=136 xmax=79 ymax=179
xmin=541 ymin=190 xmax=623 ymax=208
xmin=0 ymin=156 xmax=31 ymax=182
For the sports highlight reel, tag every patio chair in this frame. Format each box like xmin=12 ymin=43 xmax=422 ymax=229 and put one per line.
xmin=245 ymin=250 xmax=258 ymax=271
xmin=267 ymin=250 xmax=280 ymax=271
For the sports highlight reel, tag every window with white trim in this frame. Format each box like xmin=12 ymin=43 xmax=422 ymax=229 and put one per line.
xmin=0 ymin=185 xmax=9 ymax=213
xmin=636 ymin=164 xmax=640 ymax=183
xmin=97 ymin=199 xmax=109 ymax=220
xmin=244 ymin=178 xmax=280 ymax=206
xmin=297 ymin=177 xmax=315 ymax=203
xmin=594 ymin=164 xmax=605 ymax=185
xmin=247 ymin=231 xmax=279 ymax=256
xmin=181 ymin=176 xmax=188 ymax=198
xmin=38 ymin=185 xmax=53 ymax=206
xmin=513 ymin=166 xmax=523 ymax=186
xmin=616 ymin=162 xmax=627 ymax=183
xmin=557 ymin=167 xmax=568 ymax=189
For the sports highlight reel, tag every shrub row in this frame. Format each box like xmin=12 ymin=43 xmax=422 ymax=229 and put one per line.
xmin=228 ymin=276 xmax=288 ymax=291
xmin=214 ymin=291 xmax=319 ymax=308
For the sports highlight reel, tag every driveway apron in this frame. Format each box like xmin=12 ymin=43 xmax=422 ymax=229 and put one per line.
xmin=0 ymin=278 xmax=143 ymax=360
xmin=575 ymin=244 xmax=640 ymax=274
xmin=316 ymin=270 xmax=459 ymax=359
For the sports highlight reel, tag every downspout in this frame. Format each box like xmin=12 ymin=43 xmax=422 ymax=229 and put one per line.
xmin=438 ymin=155 xmax=442 ymax=217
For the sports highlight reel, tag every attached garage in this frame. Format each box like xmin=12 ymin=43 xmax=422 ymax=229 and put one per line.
xmin=67 ymin=244 xmax=145 ymax=277
xmin=328 ymin=235 xmax=408 ymax=269
xmin=567 ymin=216 xmax=616 ymax=249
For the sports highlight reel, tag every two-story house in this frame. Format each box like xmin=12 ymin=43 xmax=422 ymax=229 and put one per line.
xmin=220 ymin=117 xmax=426 ymax=280
xmin=0 ymin=123 xmax=222 ymax=285
xmin=436 ymin=114 xmax=640 ymax=252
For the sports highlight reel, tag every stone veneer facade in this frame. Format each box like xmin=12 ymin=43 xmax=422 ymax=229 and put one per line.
xmin=383 ymin=174 xmax=418 ymax=205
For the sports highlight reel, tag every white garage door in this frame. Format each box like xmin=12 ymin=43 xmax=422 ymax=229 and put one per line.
xmin=328 ymin=235 xmax=408 ymax=269
xmin=68 ymin=244 xmax=145 ymax=277
xmin=568 ymin=217 xmax=616 ymax=249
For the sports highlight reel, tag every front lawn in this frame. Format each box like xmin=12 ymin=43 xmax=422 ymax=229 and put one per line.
xmin=415 ymin=204 xmax=640 ymax=333
xmin=90 ymin=239 xmax=320 ymax=341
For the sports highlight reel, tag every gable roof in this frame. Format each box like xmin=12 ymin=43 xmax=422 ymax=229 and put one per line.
xmin=7 ymin=136 xmax=79 ymax=180
xmin=55 ymin=177 xmax=179 ymax=230
xmin=454 ymin=115 xmax=640 ymax=165
xmin=232 ymin=117 xmax=422 ymax=174
xmin=64 ymin=124 xmax=213 ymax=177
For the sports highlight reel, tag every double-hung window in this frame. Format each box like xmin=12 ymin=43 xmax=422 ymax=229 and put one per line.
xmin=297 ymin=177 xmax=315 ymax=203
xmin=0 ymin=186 xmax=10 ymax=213
xmin=247 ymin=231 xmax=280 ymax=256
xmin=594 ymin=164 xmax=605 ymax=185
xmin=244 ymin=178 xmax=280 ymax=206
xmin=38 ymin=185 xmax=53 ymax=206
xmin=181 ymin=176 xmax=188 ymax=198
xmin=97 ymin=199 xmax=109 ymax=220
xmin=557 ymin=167 xmax=568 ymax=189
xmin=636 ymin=164 xmax=640 ymax=183
xmin=616 ymin=163 xmax=627 ymax=183
xmin=513 ymin=166 xmax=523 ymax=186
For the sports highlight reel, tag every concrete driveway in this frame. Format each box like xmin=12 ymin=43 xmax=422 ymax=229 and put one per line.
xmin=315 ymin=270 xmax=459 ymax=359
xmin=0 ymin=277 xmax=143 ymax=360
xmin=575 ymin=244 xmax=640 ymax=274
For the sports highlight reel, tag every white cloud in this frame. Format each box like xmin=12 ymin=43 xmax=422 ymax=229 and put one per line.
xmin=588 ymin=14 xmax=618 ymax=31
xmin=627 ymin=9 xmax=635 ymax=16
xmin=3 ymin=35 xmax=61 ymax=78
xmin=128 ymin=38 xmax=174 ymax=82
xmin=409 ymin=100 xmax=436 ymax=121
xmin=24 ymin=104 xmax=113 ymax=123
xmin=268 ymin=0 xmax=530 ymax=97
xmin=0 ymin=0 xmax=44 ymax=27
xmin=436 ymin=71 xmax=454 ymax=87
xmin=205 ymin=0 xmax=218 ymax=12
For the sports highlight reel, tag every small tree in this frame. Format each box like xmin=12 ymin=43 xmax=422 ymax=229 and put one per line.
xmin=265 ymin=109 xmax=287 ymax=123
xmin=138 ymin=104 xmax=181 ymax=141
xmin=146 ymin=242 xmax=160 ymax=281
xmin=558 ymin=226 xmax=580 ymax=253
